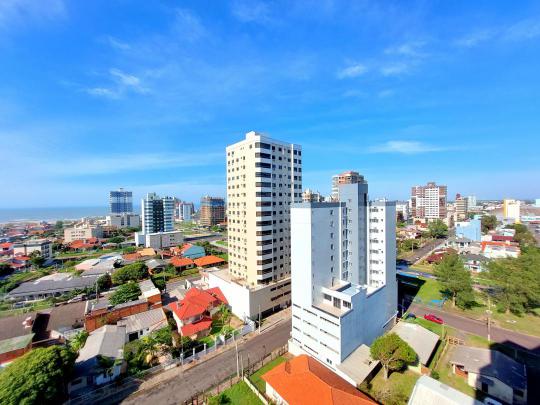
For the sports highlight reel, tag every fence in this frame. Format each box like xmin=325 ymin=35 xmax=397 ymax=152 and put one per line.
xmin=67 ymin=320 xmax=256 ymax=405
xmin=182 ymin=344 xmax=288 ymax=405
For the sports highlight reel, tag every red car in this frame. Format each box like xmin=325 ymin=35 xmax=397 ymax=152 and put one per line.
xmin=424 ymin=314 xmax=443 ymax=324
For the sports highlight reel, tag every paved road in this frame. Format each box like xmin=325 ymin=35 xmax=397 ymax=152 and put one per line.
xmin=401 ymin=238 xmax=445 ymax=264
xmin=121 ymin=320 xmax=292 ymax=405
xmin=408 ymin=303 xmax=540 ymax=354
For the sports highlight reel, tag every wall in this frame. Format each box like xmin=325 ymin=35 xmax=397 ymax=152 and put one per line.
xmin=468 ymin=372 xmax=516 ymax=405
xmin=0 ymin=345 xmax=31 ymax=365
xmin=85 ymin=301 xmax=150 ymax=332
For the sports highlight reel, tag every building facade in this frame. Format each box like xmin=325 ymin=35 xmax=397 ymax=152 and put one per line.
xmin=105 ymin=213 xmax=141 ymax=229
xmin=467 ymin=195 xmax=477 ymax=209
xmin=302 ymin=189 xmax=324 ymax=203
xmin=13 ymin=239 xmax=53 ymax=261
xmin=64 ymin=224 xmax=103 ymax=243
xmin=455 ymin=217 xmax=481 ymax=242
xmin=199 ymin=196 xmax=225 ymax=227
xmin=503 ymin=199 xmax=521 ymax=224
xmin=227 ymin=131 xmax=302 ymax=286
xmin=411 ymin=182 xmax=447 ymax=222
xmin=288 ymin=173 xmax=397 ymax=384
xmin=109 ymin=188 xmax=133 ymax=214
xmin=141 ymin=193 xmax=174 ymax=234
xmin=455 ymin=193 xmax=468 ymax=221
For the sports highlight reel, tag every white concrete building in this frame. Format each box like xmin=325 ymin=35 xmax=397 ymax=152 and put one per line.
xmin=64 ymin=224 xmax=103 ymax=243
xmin=288 ymin=174 xmax=398 ymax=386
xmin=395 ymin=201 xmax=409 ymax=222
xmin=411 ymin=182 xmax=447 ymax=222
xmin=13 ymin=239 xmax=53 ymax=261
xmin=134 ymin=230 xmax=183 ymax=250
xmin=141 ymin=192 xmax=174 ymax=234
xmin=216 ymin=131 xmax=301 ymax=319
xmin=105 ymin=213 xmax=140 ymax=229
xmin=503 ymin=199 xmax=521 ymax=224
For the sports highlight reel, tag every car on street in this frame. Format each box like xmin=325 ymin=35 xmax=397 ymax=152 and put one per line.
xmin=423 ymin=313 xmax=443 ymax=324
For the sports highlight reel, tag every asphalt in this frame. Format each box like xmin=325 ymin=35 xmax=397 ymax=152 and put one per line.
xmin=408 ymin=303 xmax=540 ymax=354
xmin=120 ymin=320 xmax=292 ymax=405
xmin=402 ymin=238 xmax=445 ymax=264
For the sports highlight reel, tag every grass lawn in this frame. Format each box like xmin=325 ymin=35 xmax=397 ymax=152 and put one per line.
xmin=215 ymin=240 xmax=228 ymax=247
xmin=208 ymin=381 xmax=263 ymax=405
xmin=415 ymin=277 xmax=444 ymax=302
xmin=249 ymin=356 xmax=287 ymax=393
xmin=410 ymin=262 xmax=435 ymax=273
xmin=360 ymin=368 xmax=420 ymax=404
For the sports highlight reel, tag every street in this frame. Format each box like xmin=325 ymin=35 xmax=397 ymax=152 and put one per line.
xmin=119 ymin=320 xmax=292 ymax=405
xmin=401 ymin=238 xmax=445 ymax=264
xmin=408 ymin=303 xmax=540 ymax=354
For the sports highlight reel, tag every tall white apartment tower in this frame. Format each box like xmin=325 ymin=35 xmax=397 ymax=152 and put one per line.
xmin=288 ymin=172 xmax=397 ymax=385
xmin=226 ymin=131 xmax=302 ymax=286
xmin=206 ymin=131 xmax=302 ymax=320
xmin=141 ymin=192 xmax=174 ymax=234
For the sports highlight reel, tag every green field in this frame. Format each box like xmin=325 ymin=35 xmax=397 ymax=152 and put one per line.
xmin=248 ymin=356 xmax=287 ymax=393
xmin=360 ymin=368 xmax=420 ymax=404
xmin=208 ymin=381 xmax=262 ymax=405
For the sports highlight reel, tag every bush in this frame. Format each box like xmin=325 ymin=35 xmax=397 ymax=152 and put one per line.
xmin=111 ymin=262 xmax=148 ymax=285
xmin=430 ymin=370 xmax=440 ymax=380
xmin=109 ymin=282 xmax=141 ymax=305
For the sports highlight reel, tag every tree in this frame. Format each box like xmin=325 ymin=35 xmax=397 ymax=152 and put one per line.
xmin=370 ymin=333 xmax=416 ymax=380
xmin=109 ymin=282 xmax=141 ymax=305
xmin=0 ymin=346 xmax=76 ymax=405
xmin=29 ymin=251 xmax=45 ymax=268
xmin=111 ymin=262 xmax=148 ymax=285
xmin=54 ymin=220 xmax=64 ymax=231
xmin=434 ymin=253 xmax=475 ymax=308
xmin=506 ymin=224 xmax=537 ymax=248
xmin=481 ymin=215 xmax=498 ymax=233
xmin=108 ymin=236 xmax=125 ymax=244
xmin=70 ymin=330 xmax=89 ymax=352
xmin=97 ymin=274 xmax=112 ymax=291
xmin=487 ymin=248 xmax=540 ymax=314
xmin=218 ymin=304 xmax=231 ymax=327
xmin=427 ymin=220 xmax=448 ymax=239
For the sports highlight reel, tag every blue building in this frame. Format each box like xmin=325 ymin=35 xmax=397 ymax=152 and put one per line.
xmin=109 ymin=188 xmax=133 ymax=214
xmin=455 ymin=217 xmax=481 ymax=242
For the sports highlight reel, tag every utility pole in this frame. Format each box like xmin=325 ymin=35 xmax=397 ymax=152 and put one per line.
xmin=235 ymin=339 xmax=239 ymax=377
xmin=486 ymin=295 xmax=492 ymax=342
xmin=258 ymin=304 xmax=261 ymax=334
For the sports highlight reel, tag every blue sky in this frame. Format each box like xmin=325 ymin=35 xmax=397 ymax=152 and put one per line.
xmin=1 ymin=0 xmax=540 ymax=208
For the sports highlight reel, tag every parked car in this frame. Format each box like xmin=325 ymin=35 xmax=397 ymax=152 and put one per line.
xmin=423 ymin=314 xmax=443 ymax=324
xmin=406 ymin=313 xmax=416 ymax=320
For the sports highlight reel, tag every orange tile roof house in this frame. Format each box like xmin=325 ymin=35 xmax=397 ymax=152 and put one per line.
xmin=168 ymin=287 xmax=227 ymax=339
xmin=262 ymin=355 xmax=376 ymax=405
xmin=170 ymin=256 xmax=195 ymax=270
xmin=194 ymin=255 xmax=226 ymax=268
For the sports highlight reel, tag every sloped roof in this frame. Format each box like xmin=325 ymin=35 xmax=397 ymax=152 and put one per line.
xmin=392 ymin=322 xmax=439 ymax=365
xmin=171 ymin=256 xmax=194 ymax=267
xmin=450 ymin=346 xmax=527 ymax=390
xmin=262 ymin=355 xmax=375 ymax=405
xmin=194 ymin=255 xmax=225 ymax=267
xmin=76 ymin=325 xmax=126 ymax=363
xmin=409 ymin=375 xmax=482 ymax=405
xmin=169 ymin=287 xmax=226 ymax=320
xmin=180 ymin=316 xmax=212 ymax=336
xmin=117 ymin=308 xmax=167 ymax=335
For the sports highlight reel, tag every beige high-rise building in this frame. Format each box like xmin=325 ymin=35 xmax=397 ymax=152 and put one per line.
xmin=226 ymin=131 xmax=302 ymax=286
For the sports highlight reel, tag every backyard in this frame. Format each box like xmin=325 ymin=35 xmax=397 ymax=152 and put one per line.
xmin=208 ymin=381 xmax=262 ymax=405
xmin=248 ymin=355 xmax=287 ymax=393
xmin=360 ymin=368 xmax=420 ymax=405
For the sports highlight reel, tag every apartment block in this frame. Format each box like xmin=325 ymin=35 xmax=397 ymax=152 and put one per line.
xmin=455 ymin=193 xmax=468 ymax=221
xmin=175 ymin=200 xmax=195 ymax=222
xmin=141 ymin=193 xmax=174 ymax=234
xmin=207 ymin=132 xmax=302 ymax=319
xmin=288 ymin=173 xmax=397 ymax=386
xmin=13 ymin=239 xmax=53 ymax=261
xmin=105 ymin=213 xmax=141 ymax=229
xmin=109 ymin=188 xmax=133 ymax=214
xmin=199 ymin=196 xmax=225 ymax=227
xmin=64 ymin=224 xmax=104 ymax=243
xmin=503 ymin=199 xmax=521 ymax=224
xmin=411 ymin=182 xmax=447 ymax=222
xmin=302 ymin=189 xmax=324 ymax=203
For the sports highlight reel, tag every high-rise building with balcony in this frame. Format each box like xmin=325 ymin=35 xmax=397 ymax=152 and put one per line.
xmin=135 ymin=193 xmax=181 ymax=249
xmin=410 ymin=182 xmax=447 ymax=222
xmin=199 ymin=197 xmax=225 ymax=227
xmin=455 ymin=193 xmax=468 ymax=221
xmin=109 ymin=188 xmax=133 ymax=214
xmin=288 ymin=173 xmax=397 ymax=386
xmin=206 ymin=131 xmax=302 ymax=319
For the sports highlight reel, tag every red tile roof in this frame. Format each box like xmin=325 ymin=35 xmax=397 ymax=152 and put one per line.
xmin=0 ymin=242 xmax=13 ymax=250
xmin=481 ymin=241 xmax=517 ymax=251
xmin=491 ymin=235 xmax=514 ymax=242
xmin=180 ymin=316 xmax=212 ymax=337
xmin=169 ymin=287 xmax=227 ymax=321
xmin=262 ymin=355 xmax=375 ymax=405
xmin=123 ymin=252 xmax=141 ymax=261
xmin=194 ymin=255 xmax=225 ymax=267
xmin=180 ymin=243 xmax=194 ymax=254
xmin=170 ymin=256 xmax=194 ymax=268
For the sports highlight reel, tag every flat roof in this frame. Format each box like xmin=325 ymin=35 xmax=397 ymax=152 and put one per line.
xmin=409 ymin=375 xmax=482 ymax=405
xmin=337 ymin=344 xmax=379 ymax=385
xmin=392 ymin=322 xmax=439 ymax=365
xmin=0 ymin=333 xmax=34 ymax=355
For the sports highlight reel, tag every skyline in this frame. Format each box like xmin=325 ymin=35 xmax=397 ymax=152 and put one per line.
xmin=2 ymin=1 xmax=540 ymax=208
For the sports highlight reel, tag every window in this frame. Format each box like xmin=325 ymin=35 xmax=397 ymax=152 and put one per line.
xmin=343 ymin=301 xmax=351 ymax=309
xmin=323 ymin=293 xmax=331 ymax=301
xmin=333 ymin=297 xmax=341 ymax=309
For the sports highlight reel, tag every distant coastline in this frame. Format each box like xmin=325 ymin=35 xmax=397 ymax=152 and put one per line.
xmin=0 ymin=206 xmax=139 ymax=224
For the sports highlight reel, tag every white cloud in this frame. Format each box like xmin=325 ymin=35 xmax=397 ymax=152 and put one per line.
xmin=380 ymin=62 xmax=412 ymax=76
xmin=86 ymin=87 xmax=120 ymax=99
xmin=385 ymin=41 xmax=426 ymax=57
xmin=173 ymin=8 xmax=206 ymax=41
xmin=369 ymin=140 xmax=446 ymax=154
xmin=504 ymin=18 xmax=540 ymax=41
xmin=231 ymin=0 xmax=272 ymax=24
xmin=86 ymin=68 xmax=149 ymax=99
xmin=106 ymin=36 xmax=131 ymax=50
xmin=0 ymin=0 xmax=66 ymax=30
xmin=377 ymin=89 xmax=395 ymax=98
xmin=455 ymin=30 xmax=494 ymax=48
xmin=337 ymin=63 xmax=368 ymax=79
xmin=110 ymin=68 xmax=141 ymax=87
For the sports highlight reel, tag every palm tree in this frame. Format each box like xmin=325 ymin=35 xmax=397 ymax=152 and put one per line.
xmin=218 ymin=304 xmax=231 ymax=327
xmin=138 ymin=335 xmax=160 ymax=365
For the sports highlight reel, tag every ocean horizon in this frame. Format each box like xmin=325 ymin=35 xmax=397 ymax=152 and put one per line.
xmin=0 ymin=206 xmax=140 ymax=223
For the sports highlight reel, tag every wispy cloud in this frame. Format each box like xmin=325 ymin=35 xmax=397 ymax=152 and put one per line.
xmin=455 ymin=30 xmax=494 ymax=48
xmin=173 ymin=8 xmax=206 ymax=41
xmin=106 ymin=36 xmax=131 ymax=50
xmin=377 ymin=89 xmax=395 ymax=98
xmin=337 ymin=63 xmax=368 ymax=79
xmin=504 ymin=18 xmax=540 ymax=41
xmin=231 ymin=0 xmax=273 ymax=24
xmin=86 ymin=68 xmax=149 ymax=99
xmin=369 ymin=140 xmax=447 ymax=154
xmin=456 ymin=17 xmax=540 ymax=48
xmin=385 ymin=41 xmax=426 ymax=57
xmin=0 ymin=0 xmax=66 ymax=30
xmin=380 ymin=62 xmax=411 ymax=76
